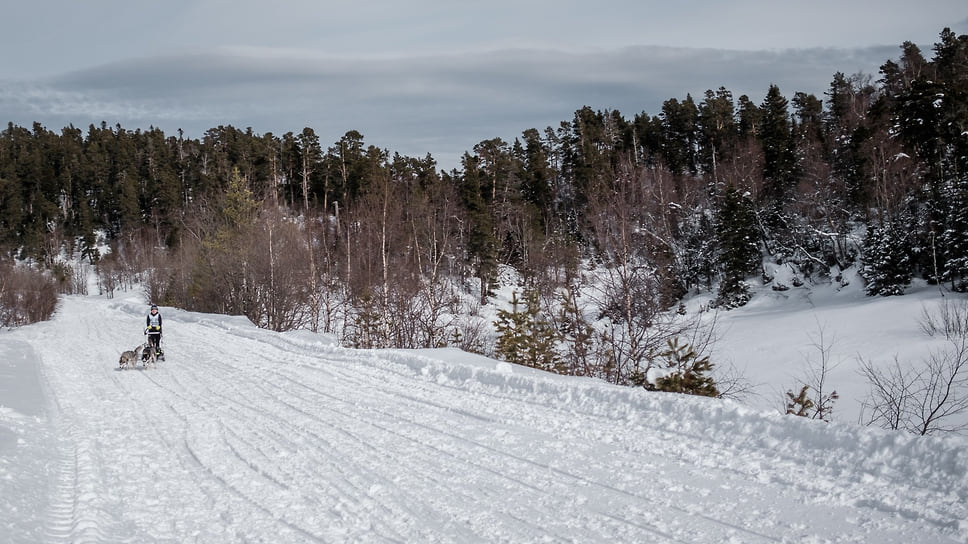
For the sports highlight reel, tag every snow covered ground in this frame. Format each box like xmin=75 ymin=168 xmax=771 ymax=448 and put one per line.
xmin=709 ymin=270 xmax=967 ymax=426
xmin=1 ymin=290 xmax=967 ymax=542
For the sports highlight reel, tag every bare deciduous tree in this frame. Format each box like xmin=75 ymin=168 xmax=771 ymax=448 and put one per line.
xmin=780 ymin=321 xmax=842 ymax=422
xmin=919 ymin=299 xmax=968 ymax=339
xmin=806 ymin=322 xmax=840 ymax=420
xmin=247 ymin=207 xmax=313 ymax=332
xmin=859 ymin=340 xmax=968 ymax=435
xmin=859 ymin=301 xmax=968 ymax=435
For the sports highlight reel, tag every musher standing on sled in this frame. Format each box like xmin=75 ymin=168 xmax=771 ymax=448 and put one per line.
xmin=145 ymin=304 xmax=164 ymax=360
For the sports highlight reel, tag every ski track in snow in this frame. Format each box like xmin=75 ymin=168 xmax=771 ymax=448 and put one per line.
xmin=1 ymin=295 xmax=967 ymax=543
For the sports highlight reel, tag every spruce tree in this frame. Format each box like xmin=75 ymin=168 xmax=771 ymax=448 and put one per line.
xmin=557 ymin=286 xmax=595 ymax=377
xmin=659 ymin=95 xmax=700 ymax=176
xmin=716 ymin=187 xmax=760 ymax=308
xmin=456 ymin=154 xmax=498 ymax=304
xmin=942 ymin=174 xmax=968 ymax=291
xmin=698 ymin=87 xmax=737 ymax=178
xmin=759 ymin=84 xmax=798 ymax=202
xmin=861 ymin=219 xmax=913 ymax=296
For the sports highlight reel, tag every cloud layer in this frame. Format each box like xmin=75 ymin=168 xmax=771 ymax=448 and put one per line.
xmin=0 ymin=44 xmax=908 ymax=168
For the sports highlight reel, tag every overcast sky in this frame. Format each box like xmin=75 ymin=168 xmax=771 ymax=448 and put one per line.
xmin=1 ymin=1 xmax=965 ymax=169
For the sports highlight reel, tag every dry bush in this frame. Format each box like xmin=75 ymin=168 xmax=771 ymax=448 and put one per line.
xmin=0 ymin=263 xmax=58 ymax=327
xmin=50 ymin=261 xmax=89 ymax=295
xmin=919 ymin=298 xmax=968 ymax=339
xmin=450 ymin=313 xmax=494 ymax=357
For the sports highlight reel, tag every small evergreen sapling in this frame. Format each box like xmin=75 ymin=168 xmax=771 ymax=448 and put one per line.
xmin=785 ymin=385 xmax=815 ymax=417
xmin=556 ymin=286 xmax=596 ymax=377
xmin=653 ymin=337 xmax=719 ymax=397
xmin=494 ymin=290 xmax=562 ymax=373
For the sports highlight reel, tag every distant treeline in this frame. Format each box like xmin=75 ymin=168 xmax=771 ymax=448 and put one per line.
xmin=1 ymin=28 xmax=967 ymax=381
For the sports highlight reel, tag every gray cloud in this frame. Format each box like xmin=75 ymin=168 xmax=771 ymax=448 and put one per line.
xmin=0 ymin=44 xmax=901 ymax=168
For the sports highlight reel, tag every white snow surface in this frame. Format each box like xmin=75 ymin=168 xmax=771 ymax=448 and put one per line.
xmin=1 ymin=292 xmax=968 ymax=543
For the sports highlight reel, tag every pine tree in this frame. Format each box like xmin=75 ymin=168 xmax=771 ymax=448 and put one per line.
xmin=518 ymin=128 xmax=554 ymax=232
xmin=784 ymin=383 xmax=838 ymax=421
xmin=350 ymin=289 xmax=384 ymax=349
xmin=0 ymin=172 xmax=24 ymax=250
xmin=659 ymin=95 xmax=700 ymax=176
xmin=698 ymin=87 xmax=737 ymax=178
xmin=192 ymin=168 xmax=260 ymax=315
xmin=494 ymin=290 xmax=562 ymax=373
xmin=557 ymin=285 xmax=596 ymax=377
xmin=455 ymin=154 xmax=499 ymax=303
xmin=653 ymin=337 xmax=719 ymax=397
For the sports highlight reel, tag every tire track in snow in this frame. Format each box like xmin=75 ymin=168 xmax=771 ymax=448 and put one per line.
xmin=139 ymin=355 xmax=419 ymax=542
xmin=267 ymin=372 xmax=665 ymax=542
xmin=41 ymin=420 xmax=82 ymax=543
xmin=137 ymin=368 xmax=336 ymax=542
xmin=330 ymin=349 xmax=968 ymax=539
xmin=157 ymin=349 xmax=488 ymax=542
xmin=258 ymin=359 xmax=775 ymax=543
xmin=169 ymin=331 xmax=712 ymax=542
xmin=153 ymin=326 xmax=575 ymax=542
xmin=243 ymin=371 xmax=565 ymax=541
xmin=106 ymin=357 xmax=269 ymax=541
xmin=250 ymin=345 xmax=937 ymax=543
xmin=36 ymin=303 xmax=105 ymax=544
xmin=216 ymin=342 xmax=769 ymax=542
xmin=37 ymin=297 xmax=217 ymax=542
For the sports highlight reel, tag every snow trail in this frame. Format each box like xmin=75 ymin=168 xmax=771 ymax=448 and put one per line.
xmin=1 ymin=295 xmax=966 ymax=543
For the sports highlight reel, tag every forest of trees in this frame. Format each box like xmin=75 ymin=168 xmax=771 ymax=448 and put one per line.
xmin=2 ymin=28 xmax=967 ymax=391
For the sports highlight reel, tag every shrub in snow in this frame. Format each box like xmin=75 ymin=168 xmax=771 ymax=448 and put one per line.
xmin=652 ymin=337 xmax=719 ymax=397
xmin=714 ymin=277 xmax=752 ymax=309
xmin=494 ymin=290 xmax=563 ymax=373
xmin=784 ymin=384 xmax=839 ymax=422
xmin=785 ymin=385 xmax=814 ymax=417
xmin=0 ymin=262 xmax=58 ymax=327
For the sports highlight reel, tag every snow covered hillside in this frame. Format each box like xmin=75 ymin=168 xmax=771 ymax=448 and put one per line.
xmin=1 ymin=294 xmax=967 ymax=543
xmin=709 ymin=273 xmax=968 ymax=427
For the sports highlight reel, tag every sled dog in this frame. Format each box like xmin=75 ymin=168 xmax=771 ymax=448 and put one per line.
xmin=143 ymin=344 xmax=157 ymax=368
xmin=119 ymin=345 xmax=142 ymax=369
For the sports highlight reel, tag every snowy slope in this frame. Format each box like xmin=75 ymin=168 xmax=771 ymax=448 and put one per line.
xmin=1 ymin=295 xmax=967 ymax=543
xmin=709 ymin=274 xmax=966 ymax=425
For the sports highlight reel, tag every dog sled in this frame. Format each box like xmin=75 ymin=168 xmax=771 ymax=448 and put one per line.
xmin=142 ymin=328 xmax=165 ymax=365
xmin=117 ymin=331 xmax=166 ymax=370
